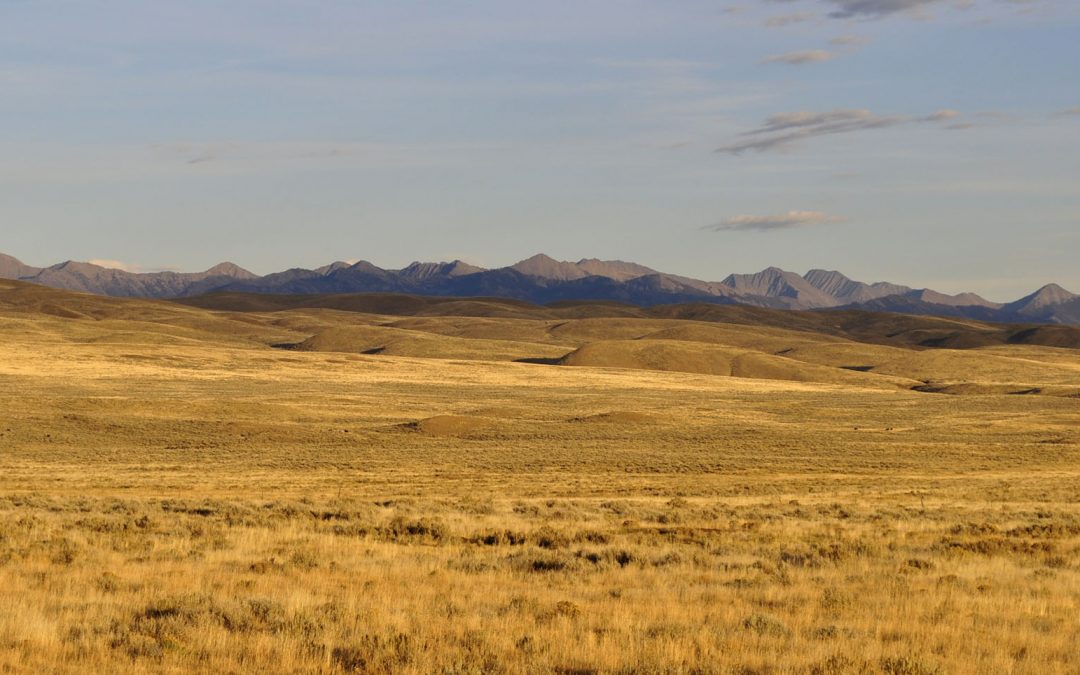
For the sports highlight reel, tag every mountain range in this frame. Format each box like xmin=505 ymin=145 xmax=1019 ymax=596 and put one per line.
xmin=2 ymin=251 xmax=1077 ymax=325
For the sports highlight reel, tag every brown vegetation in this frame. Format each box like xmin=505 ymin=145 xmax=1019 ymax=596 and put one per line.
xmin=0 ymin=279 xmax=1078 ymax=673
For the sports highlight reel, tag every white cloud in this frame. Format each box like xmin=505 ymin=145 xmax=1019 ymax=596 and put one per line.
xmin=762 ymin=50 xmax=835 ymax=65
xmin=717 ymin=107 xmax=966 ymax=154
xmin=705 ymin=210 xmax=844 ymax=232
xmin=716 ymin=109 xmax=905 ymax=153
xmin=87 ymin=259 xmax=145 ymax=273
xmin=829 ymin=34 xmax=870 ymax=46
xmin=86 ymin=259 xmax=183 ymax=273
xmin=920 ymin=108 xmax=961 ymax=122
xmin=823 ymin=0 xmax=945 ymax=19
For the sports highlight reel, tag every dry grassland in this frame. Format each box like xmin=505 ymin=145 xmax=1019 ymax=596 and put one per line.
xmin=0 ymin=281 xmax=1078 ymax=674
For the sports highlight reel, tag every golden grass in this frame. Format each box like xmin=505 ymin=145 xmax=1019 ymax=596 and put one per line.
xmin=0 ymin=285 xmax=1078 ymax=673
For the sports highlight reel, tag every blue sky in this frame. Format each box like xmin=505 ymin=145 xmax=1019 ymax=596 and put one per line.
xmin=2 ymin=0 xmax=1078 ymax=300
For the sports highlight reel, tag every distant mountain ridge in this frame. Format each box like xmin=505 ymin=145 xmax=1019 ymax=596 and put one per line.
xmin=0 ymin=253 xmax=42 ymax=280
xmin=1 ymin=251 xmax=1076 ymax=325
xmin=802 ymin=269 xmax=911 ymax=304
xmin=17 ymin=260 xmax=258 ymax=299
xmin=722 ymin=267 xmax=837 ymax=309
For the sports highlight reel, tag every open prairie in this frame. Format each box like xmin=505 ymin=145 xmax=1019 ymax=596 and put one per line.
xmin=1 ymin=279 xmax=1078 ymax=674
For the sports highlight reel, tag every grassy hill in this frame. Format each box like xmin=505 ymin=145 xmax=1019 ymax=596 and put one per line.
xmin=1 ymin=279 xmax=1078 ymax=673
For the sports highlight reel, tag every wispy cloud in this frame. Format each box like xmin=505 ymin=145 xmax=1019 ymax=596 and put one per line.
xmin=762 ymin=50 xmax=835 ymax=65
xmin=86 ymin=259 xmax=179 ymax=273
xmin=704 ymin=210 xmax=843 ymax=232
xmin=829 ymin=34 xmax=870 ymax=46
xmin=823 ymin=0 xmax=944 ymax=19
xmin=717 ymin=109 xmax=904 ymax=153
xmin=920 ymin=108 xmax=961 ymax=122
xmin=716 ymin=107 xmax=964 ymax=154
xmin=1054 ymin=106 xmax=1080 ymax=117
xmin=87 ymin=259 xmax=139 ymax=272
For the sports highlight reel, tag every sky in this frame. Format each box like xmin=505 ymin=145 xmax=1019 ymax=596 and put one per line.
xmin=2 ymin=0 xmax=1078 ymax=300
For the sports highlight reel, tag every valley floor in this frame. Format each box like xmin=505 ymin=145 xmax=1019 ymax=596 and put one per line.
xmin=0 ymin=289 xmax=1078 ymax=673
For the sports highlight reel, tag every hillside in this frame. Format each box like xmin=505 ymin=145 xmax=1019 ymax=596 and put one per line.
xmin=176 ymin=288 xmax=1080 ymax=352
xmin=2 ymin=279 xmax=1076 ymax=397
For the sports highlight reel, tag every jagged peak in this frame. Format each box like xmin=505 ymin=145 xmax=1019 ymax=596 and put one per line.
xmin=314 ymin=261 xmax=354 ymax=275
xmin=346 ymin=260 xmax=387 ymax=273
xmin=50 ymin=260 xmax=97 ymax=271
xmin=573 ymin=258 xmax=657 ymax=281
xmin=516 ymin=253 xmax=559 ymax=265
xmin=905 ymin=288 xmax=1000 ymax=309
xmin=444 ymin=259 xmax=484 ymax=275
xmin=1008 ymin=283 xmax=1078 ymax=311
xmin=723 ymin=266 xmax=797 ymax=283
xmin=204 ymin=262 xmax=256 ymax=279
xmin=1031 ymin=282 xmax=1074 ymax=297
xmin=510 ymin=254 xmax=655 ymax=282
xmin=575 ymin=257 xmax=649 ymax=267
xmin=804 ymin=268 xmax=851 ymax=281
xmin=398 ymin=259 xmax=484 ymax=280
xmin=510 ymin=254 xmax=589 ymax=281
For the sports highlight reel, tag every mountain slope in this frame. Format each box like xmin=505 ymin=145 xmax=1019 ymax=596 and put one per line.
xmin=398 ymin=260 xmax=485 ymax=282
xmin=25 ymin=260 xmax=257 ymax=298
xmin=803 ymin=269 xmax=910 ymax=304
xmin=2 ymin=250 xmax=1077 ymax=325
xmin=722 ymin=267 xmax=838 ymax=309
xmin=0 ymin=253 xmax=42 ymax=280
xmin=1002 ymin=284 xmax=1079 ymax=323
xmin=510 ymin=254 xmax=592 ymax=281
xmin=904 ymin=289 xmax=1001 ymax=309
xmin=509 ymin=254 xmax=658 ymax=282
xmin=574 ymin=258 xmax=658 ymax=281
xmin=838 ymin=295 xmax=1004 ymax=322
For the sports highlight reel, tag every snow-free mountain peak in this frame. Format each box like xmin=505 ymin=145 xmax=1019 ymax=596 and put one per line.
xmin=204 ymin=262 xmax=257 ymax=279
xmin=722 ymin=267 xmax=838 ymax=308
xmin=1007 ymin=283 xmax=1077 ymax=311
xmin=802 ymin=269 xmax=911 ymax=304
xmin=398 ymin=260 xmax=485 ymax=281
xmin=574 ymin=258 xmax=658 ymax=281
xmin=510 ymin=254 xmax=591 ymax=281
xmin=2 ymin=251 xmax=1078 ymax=324
xmin=0 ymin=253 xmax=42 ymax=280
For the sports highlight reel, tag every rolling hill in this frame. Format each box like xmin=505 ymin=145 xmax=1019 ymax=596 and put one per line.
xmin=7 ymin=278 xmax=1077 ymax=396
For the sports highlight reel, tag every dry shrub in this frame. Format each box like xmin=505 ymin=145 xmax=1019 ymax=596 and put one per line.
xmin=533 ymin=526 xmax=570 ymax=550
xmin=778 ymin=537 xmax=874 ymax=568
xmin=331 ymin=633 xmax=414 ymax=672
xmin=288 ymin=549 xmax=320 ymax=570
xmin=741 ymin=613 xmax=791 ymax=638
xmin=379 ymin=516 xmax=449 ymax=544
xmin=809 ymin=654 xmax=874 ymax=674
xmin=937 ymin=536 xmax=1054 ymax=556
xmin=96 ymin=572 xmax=121 ymax=593
xmin=468 ymin=529 xmax=527 ymax=546
xmin=880 ymin=655 xmax=942 ymax=675
xmin=49 ymin=537 xmax=80 ymax=565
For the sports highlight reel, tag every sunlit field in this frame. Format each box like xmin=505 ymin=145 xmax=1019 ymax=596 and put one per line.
xmin=1 ymin=280 xmax=1078 ymax=673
